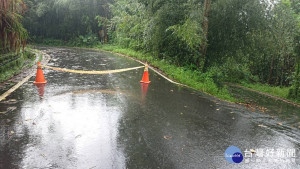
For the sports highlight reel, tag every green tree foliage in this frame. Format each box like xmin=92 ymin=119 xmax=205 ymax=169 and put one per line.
xmin=110 ymin=0 xmax=298 ymax=87
xmin=0 ymin=0 xmax=28 ymax=53
xmin=288 ymin=0 xmax=300 ymax=100
xmin=207 ymin=0 xmax=297 ymax=86
xmin=110 ymin=0 xmax=205 ymax=66
xmin=23 ymin=0 xmax=112 ymax=41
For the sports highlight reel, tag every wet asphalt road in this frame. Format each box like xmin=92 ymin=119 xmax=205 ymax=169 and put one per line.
xmin=0 ymin=47 xmax=299 ymax=169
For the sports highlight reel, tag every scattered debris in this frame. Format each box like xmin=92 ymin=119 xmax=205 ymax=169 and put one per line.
xmin=164 ymin=135 xmax=172 ymax=140
xmin=75 ymin=135 xmax=82 ymax=139
xmin=170 ymin=90 xmax=174 ymax=92
xmin=2 ymin=99 xmax=18 ymax=104
xmin=41 ymin=154 xmax=46 ymax=158
xmin=258 ymin=124 xmax=267 ymax=128
xmin=8 ymin=130 xmax=15 ymax=138
xmin=250 ymin=149 xmax=256 ymax=153
xmin=7 ymin=106 xmax=17 ymax=112
xmin=230 ymin=112 xmax=234 ymax=114
xmin=0 ymin=111 xmax=8 ymax=114
xmin=216 ymin=109 xmax=220 ymax=111
xmin=277 ymin=123 xmax=283 ymax=126
xmin=232 ymin=117 xmax=235 ymax=120
xmin=184 ymin=106 xmax=187 ymax=108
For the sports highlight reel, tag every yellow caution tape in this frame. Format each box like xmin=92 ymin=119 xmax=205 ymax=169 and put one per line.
xmin=41 ymin=65 xmax=144 ymax=74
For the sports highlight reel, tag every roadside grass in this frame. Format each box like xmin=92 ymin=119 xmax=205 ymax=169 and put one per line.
xmin=240 ymin=82 xmax=299 ymax=104
xmin=0 ymin=48 xmax=36 ymax=83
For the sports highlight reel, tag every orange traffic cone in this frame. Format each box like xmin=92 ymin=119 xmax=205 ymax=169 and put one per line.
xmin=33 ymin=62 xmax=47 ymax=84
xmin=140 ymin=63 xmax=151 ymax=84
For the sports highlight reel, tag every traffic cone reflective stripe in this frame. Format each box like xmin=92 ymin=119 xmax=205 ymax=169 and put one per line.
xmin=33 ymin=62 xmax=47 ymax=84
xmin=140 ymin=64 xmax=151 ymax=84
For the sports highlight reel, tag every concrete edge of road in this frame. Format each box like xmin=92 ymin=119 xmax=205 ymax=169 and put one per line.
xmin=0 ymin=49 xmax=51 ymax=102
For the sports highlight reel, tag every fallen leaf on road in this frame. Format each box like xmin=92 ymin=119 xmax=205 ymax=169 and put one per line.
xmin=258 ymin=124 xmax=267 ymax=128
xmin=277 ymin=123 xmax=283 ymax=126
xmin=25 ymin=119 xmax=32 ymax=121
xmin=8 ymin=99 xmax=17 ymax=102
xmin=0 ymin=111 xmax=8 ymax=114
xmin=250 ymin=149 xmax=256 ymax=153
xmin=10 ymin=131 xmax=15 ymax=134
xmin=75 ymin=135 xmax=82 ymax=139
xmin=184 ymin=106 xmax=187 ymax=108
xmin=230 ymin=112 xmax=234 ymax=114
xmin=170 ymin=90 xmax=174 ymax=92
xmin=216 ymin=109 xmax=219 ymax=111
xmin=32 ymin=122 xmax=36 ymax=125
xmin=180 ymin=112 xmax=183 ymax=115
xmin=7 ymin=107 xmax=17 ymax=112
xmin=41 ymin=154 xmax=46 ymax=158
xmin=232 ymin=117 xmax=235 ymax=120
xmin=164 ymin=135 xmax=172 ymax=140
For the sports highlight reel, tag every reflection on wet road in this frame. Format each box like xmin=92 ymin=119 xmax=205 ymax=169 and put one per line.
xmin=0 ymin=47 xmax=299 ymax=168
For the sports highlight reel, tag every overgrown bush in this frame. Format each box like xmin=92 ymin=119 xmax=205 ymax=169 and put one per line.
xmin=70 ymin=33 xmax=99 ymax=47
xmin=220 ymin=57 xmax=257 ymax=83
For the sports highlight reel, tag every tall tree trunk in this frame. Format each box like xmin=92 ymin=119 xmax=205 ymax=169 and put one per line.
xmin=295 ymin=61 xmax=300 ymax=98
xmin=197 ymin=0 xmax=211 ymax=70
xmin=268 ymin=56 xmax=274 ymax=84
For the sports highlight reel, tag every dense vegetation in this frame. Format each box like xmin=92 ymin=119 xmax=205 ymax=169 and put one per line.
xmin=0 ymin=0 xmax=28 ymax=53
xmin=1 ymin=0 xmax=299 ymax=102
xmin=0 ymin=0 xmax=35 ymax=83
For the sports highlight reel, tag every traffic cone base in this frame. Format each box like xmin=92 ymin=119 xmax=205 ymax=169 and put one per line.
xmin=33 ymin=80 xmax=47 ymax=84
xmin=140 ymin=80 xmax=151 ymax=84
xmin=33 ymin=62 xmax=47 ymax=84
